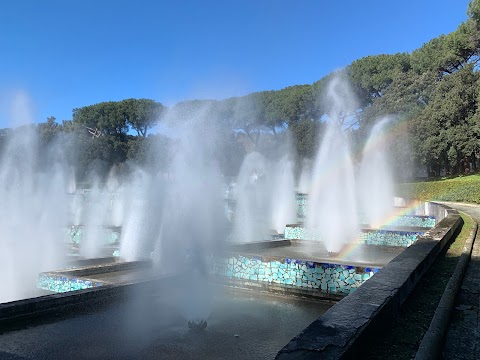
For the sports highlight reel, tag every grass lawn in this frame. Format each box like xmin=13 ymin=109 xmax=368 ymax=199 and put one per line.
xmin=361 ymin=212 xmax=473 ymax=359
xmin=396 ymin=174 xmax=480 ymax=203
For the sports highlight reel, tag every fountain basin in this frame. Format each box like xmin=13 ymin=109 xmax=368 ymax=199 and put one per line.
xmin=211 ymin=240 xmax=403 ymax=296
xmin=0 ymin=286 xmax=331 ymax=360
xmin=37 ymin=235 xmax=403 ymax=299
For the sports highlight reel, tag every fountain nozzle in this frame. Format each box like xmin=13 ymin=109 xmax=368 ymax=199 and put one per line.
xmin=188 ymin=319 xmax=207 ymax=331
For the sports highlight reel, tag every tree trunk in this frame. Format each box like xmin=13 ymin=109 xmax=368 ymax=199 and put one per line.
xmin=444 ymin=156 xmax=450 ymax=176
xmin=457 ymin=149 xmax=463 ymax=175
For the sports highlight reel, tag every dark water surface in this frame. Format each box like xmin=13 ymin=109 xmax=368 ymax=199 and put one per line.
xmin=0 ymin=288 xmax=332 ymax=360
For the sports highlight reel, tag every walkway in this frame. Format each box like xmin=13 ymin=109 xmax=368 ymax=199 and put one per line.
xmin=437 ymin=202 xmax=480 ymax=360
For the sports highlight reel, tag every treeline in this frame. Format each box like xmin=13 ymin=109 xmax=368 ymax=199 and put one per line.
xmin=0 ymin=112 xmax=172 ymax=182
xmin=3 ymin=0 xmax=480 ymax=181
xmin=349 ymin=0 xmax=480 ymax=176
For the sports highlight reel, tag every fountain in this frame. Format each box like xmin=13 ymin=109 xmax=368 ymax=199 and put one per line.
xmin=305 ymin=75 xmax=359 ymax=254
xmin=358 ymin=117 xmax=395 ymax=228
xmin=0 ymin=125 xmax=69 ymax=303
xmin=0 ymin=86 xmax=449 ymax=360
xmin=297 ymin=158 xmax=312 ymax=194
xmin=79 ymin=182 xmax=110 ymax=258
xmin=232 ymin=151 xmax=271 ymax=242
xmin=270 ymin=155 xmax=297 ymax=235
xmin=231 ymin=142 xmax=296 ymax=242
xmin=119 ymin=169 xmax=164 ymax=262
xmin=150 ymin=111 xmax=228 ymax=328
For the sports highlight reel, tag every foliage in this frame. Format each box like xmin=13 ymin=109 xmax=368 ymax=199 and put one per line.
xmin=73 ymin=101 xmax=129 ymax=135
xmin=126 ymin=133 xmax=171 ymax=172
xmin=122 ymin=98 xmax=165 ymax=137
xmin=410 ymin=65 xmax=480 ymax=174
xmin=348 ymin=53 xmax=411 ymax=98
xmin=3 ymin=0 xmax=480 ymax=182
xmin=396 ymin=174 xmax=480 ymax=203
xmin=269 ymin=85 xmax=317 ymax=126
xmin=73 ymin=98 xmax=164 ymax=137
xmin=411 ymin=21 xmax=479 ymax=75
xmin=289 ymin=119 xmax=323 ymax=159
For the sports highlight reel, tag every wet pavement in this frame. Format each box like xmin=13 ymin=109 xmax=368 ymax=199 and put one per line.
xmin=0 ymin=287 xmax=332 ymax=360
xmin=238 ymin=241 xmax=405 ymax=268
xmin=87 ymin=268 xmax=154 ymax=283
xmin=436 ymin=202 xmax=480 ymax=360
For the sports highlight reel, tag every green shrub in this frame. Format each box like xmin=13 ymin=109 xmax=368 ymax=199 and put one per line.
xmin=396 ymin=175 xmax=480 ymax=203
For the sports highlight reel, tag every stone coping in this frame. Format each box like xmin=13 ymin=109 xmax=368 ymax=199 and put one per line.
xmin=64 ymin=256 xmax=119 ymax=268
xmin=276 ymin=203 xmax=462 ymax=359
xmin=49 ymin=259 xmax=151 ymax=278
xmin=228 ymin=239 xmax=291 ymax=252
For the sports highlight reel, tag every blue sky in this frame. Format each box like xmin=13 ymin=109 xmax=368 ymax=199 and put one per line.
xmin=0 ymin=0 xmax=472 ymax=128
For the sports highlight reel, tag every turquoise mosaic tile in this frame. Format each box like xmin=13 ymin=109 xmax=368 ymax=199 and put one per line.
xmin=387 ymin=216 xmax=435 ymax=228
xmin=285 ymin=226 xmax=306 ymax=240
xmin=360 ymin=230 xmax=423 ymax=247
xmin=212 ymin=255 xmax=379 ymax=295
xmin=284 ymin=226 xmax=323 ymax=241
xmin=37 ymin=273 xmax=104 ymax=293
xmin=65 ymin=226 xmax=120 ymax=245
xmin=284 ymin=226 xmax=424 ymax=247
